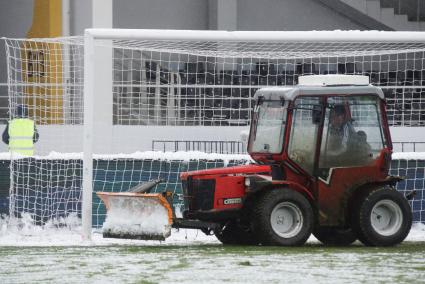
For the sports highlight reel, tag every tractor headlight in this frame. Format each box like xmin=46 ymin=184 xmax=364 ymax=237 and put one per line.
xmin=244 ymin=177 xmax=251 ymax=187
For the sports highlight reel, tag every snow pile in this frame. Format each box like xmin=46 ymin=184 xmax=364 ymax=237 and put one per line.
xmin=0 ymin=213 xmax=84 ymax=246
xmin=407 ymin=222 xmax=425 ymax=241
xmin=0 ymin=213 xmax=81 ymax=233
xmin=102 ymin=196 xmax=171 ymax=239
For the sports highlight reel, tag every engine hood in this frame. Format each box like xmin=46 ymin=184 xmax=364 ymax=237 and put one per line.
xmin=180 ymin=164 xmax=271 ymax=179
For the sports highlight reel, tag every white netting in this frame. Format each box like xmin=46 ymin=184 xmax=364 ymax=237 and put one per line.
xmin=7 ymin=152 xmax=252 ymax=227
xmin=390 ymin=156 xmax=425 ymax=224
xmin=111 ymin=38 xmax=425 ymax=126
xmin=3 ymin=30 xmax=425 ymax=229
xmin=5 ymin=34 xmax=425 ymax=127
xmin=5 ymin=38 xmax=84 ymax=125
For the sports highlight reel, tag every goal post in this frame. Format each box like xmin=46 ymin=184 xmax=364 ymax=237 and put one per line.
xmin=82 ymin=32 xmax=95 ymax=240
xmin=4 ymin=29 xmax=425 ymax=240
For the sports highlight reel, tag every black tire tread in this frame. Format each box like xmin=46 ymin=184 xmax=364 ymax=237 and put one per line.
xmin=352 ymin=187 xmax=412 ymax=247
xmin=251 ymin=189 xmax=313 ymax=246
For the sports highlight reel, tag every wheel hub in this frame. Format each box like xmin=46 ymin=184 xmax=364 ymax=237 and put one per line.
xmin=270 ymin=202 xmax=303 ymax=238
xmin=370 ymin=199 xmax=403 ymax=236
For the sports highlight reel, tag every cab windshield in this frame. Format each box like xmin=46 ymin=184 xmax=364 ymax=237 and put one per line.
xmin=249 ymin=100 xmax=287 ymax=153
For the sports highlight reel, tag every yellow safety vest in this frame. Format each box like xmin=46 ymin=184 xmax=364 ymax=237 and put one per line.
xmin=8 ymin=119 xmax=35 ymax=156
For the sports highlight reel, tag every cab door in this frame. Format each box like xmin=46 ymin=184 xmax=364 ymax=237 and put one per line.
xmin=285 ymin=96 xmax=323 ymax=201
xmin=317 ymin=95 xmax=388 ymax=226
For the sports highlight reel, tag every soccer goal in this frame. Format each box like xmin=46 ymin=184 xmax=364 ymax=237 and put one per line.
xmin=4 ymin=29 xmax=425 ymax=239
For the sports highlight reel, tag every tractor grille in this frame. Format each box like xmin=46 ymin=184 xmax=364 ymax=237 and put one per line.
xmin=182 ymin=178 xmax=215 ymax=211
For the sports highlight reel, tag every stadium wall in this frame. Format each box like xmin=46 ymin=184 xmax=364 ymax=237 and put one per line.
xmin=236 ymin=0 xmax=364 ymax=31
xmin=0 ymin=126 xmax=422 ymax=154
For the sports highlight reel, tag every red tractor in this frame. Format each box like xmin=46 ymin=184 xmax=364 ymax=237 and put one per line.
xmin=98 ymin=75 xmax=412 ymax=246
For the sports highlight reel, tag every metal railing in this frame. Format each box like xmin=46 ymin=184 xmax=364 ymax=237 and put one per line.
xmin=152 ymin=140 xmax=246 ymax=154
xmin=392 ymin=141 xmax=425 ymax=152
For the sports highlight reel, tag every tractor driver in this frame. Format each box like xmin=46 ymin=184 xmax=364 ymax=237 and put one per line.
xmin=328 ymin=104 xmax=355 ymax=156
xmin=321 ymin=105 xmax=373 ymax=171
xmin=321 ymin=104 xmax=358 ymax=169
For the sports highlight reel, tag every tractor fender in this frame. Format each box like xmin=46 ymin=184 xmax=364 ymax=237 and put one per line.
xmin=243 ymin=174 xmax=315 ymax=204
xmin=347 ymin=176 xmax=404 ymax=200
xmin=344 ymin=176 xmax=405 ymax=224
xmin=239 ymin=174 xmax=315 ymax=227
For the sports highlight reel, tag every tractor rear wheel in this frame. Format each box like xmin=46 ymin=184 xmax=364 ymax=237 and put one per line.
xmin=214 ymin=221 xmax=258 ymax=245
xmin=251 ymin=189 xmax=313 ymax=246
xmin=352 ymin=187 xmax=412 ymax=246
xmin=313 ymin=227 xmax=357 ymax=246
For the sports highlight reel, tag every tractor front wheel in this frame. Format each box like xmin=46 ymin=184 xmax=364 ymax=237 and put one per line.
xmin=313 ymin=227 xmax=357 ymax=246
xmin=352 ymin=187 xmax=412 ymax=246
xmin=252 ymin=189 xmax=313 ymax=246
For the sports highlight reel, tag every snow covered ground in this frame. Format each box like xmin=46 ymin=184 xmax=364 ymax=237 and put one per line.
xmin=0 ymin=221 xmax=424 ymax=283
xmin=0 ymin=212 xmax=424 ymax=246
xmin=0 ymin=228 xmax=424 ymax=284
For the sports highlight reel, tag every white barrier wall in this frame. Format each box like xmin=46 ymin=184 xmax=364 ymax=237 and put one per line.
xmin=0 ymin=125 xmax=421 ymax=155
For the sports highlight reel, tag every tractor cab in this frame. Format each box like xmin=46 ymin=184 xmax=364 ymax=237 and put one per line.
xmin=248 ymin=75 xmax=391 ymax=182
xmin=242 ymin=75 xmax=410 ymax=245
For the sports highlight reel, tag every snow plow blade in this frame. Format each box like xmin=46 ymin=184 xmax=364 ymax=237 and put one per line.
xmin=96 ymin=192 xmax=173 ymax=241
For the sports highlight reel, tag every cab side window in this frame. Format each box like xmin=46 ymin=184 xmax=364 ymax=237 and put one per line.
xmin=288 ymin=97 xmax=321 ymax=175
xmin=319 ymin=96 xmax=385 ymax=178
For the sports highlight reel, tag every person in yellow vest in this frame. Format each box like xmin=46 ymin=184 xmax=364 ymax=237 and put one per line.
xmin=2 ymin=105 xmax=39 ymax=156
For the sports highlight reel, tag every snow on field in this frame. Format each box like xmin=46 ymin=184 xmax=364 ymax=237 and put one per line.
xmin=0 ymin=216 xmax=424 ymax=283
xmin=0 ymin=213 xmax=423 ymax=246
xmin=0 ymin=214 xmax=218 ymax=246
xmin=0 ymin=222 xmax=424 ymax=284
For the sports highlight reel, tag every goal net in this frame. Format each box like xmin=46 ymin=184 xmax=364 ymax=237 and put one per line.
xmin=4 ymin=29 xmax=425 ymax=238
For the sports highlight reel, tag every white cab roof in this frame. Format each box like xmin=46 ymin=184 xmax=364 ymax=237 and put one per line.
xmin=255 ymin=75 xmax=384 ymax=101
xmin=298 ymin=75 xmax=370 ymax=86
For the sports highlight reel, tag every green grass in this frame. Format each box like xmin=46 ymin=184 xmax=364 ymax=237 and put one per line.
xmin=2 ymin=242 xmax=425 ymax=283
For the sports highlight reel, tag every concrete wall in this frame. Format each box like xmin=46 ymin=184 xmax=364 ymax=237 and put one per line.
xmin=70 ymin=0 xmax=92 ymax=35
xmin=0 ymin=0 xmax=34 ymax=121
xmin=0 ymin=2 xmax=33 ymax=81
xmin=114 ymin=0 xmax=209 ymax=30
xmin=0 ymin=125 xmax=248 ymax=155
xmin=111 ymin=0 xmax=365 ymax=31
xmin=237 ymin=0 xmax=364 ymax=30
xmin=0 ymin=0 xmax=34 ymax=80
xmin=0 ymin=125 xmax=421 ymax=155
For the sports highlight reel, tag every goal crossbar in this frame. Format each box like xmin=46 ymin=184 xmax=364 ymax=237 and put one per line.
xmin=85 ymin=29 xmax=425 ymax=42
